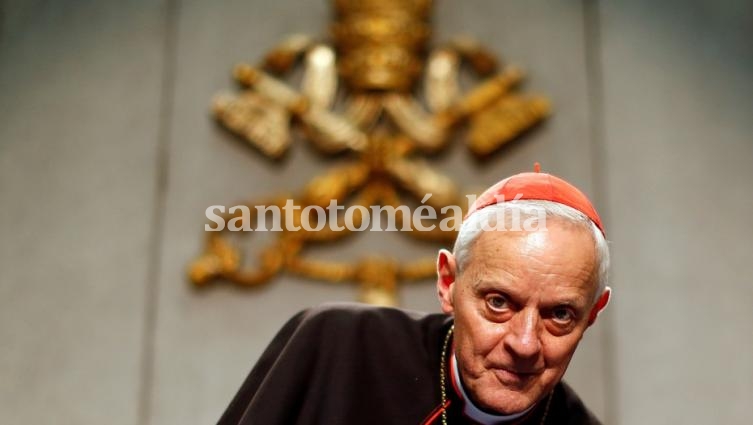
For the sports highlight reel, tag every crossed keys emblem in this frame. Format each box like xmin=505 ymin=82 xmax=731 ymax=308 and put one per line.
xmin=188 ymin=0 xmax=550 ymax=305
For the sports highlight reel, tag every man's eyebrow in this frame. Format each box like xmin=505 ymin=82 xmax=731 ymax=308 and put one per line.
xmin=470 ymin=279 xmax=590 ymax=308
xmin=549 ymin=299 xmax=578 ymax=307
xmin=543 ymin=297 xmax=589 ymax=310
xmin=470 ymin=278 xmax=513 ymax=293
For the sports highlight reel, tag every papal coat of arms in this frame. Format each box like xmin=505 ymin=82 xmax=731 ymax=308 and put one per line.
xmin=188 ymin=0 xmax=550 ymax=305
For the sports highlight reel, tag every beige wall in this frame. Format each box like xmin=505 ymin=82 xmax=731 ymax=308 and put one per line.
xmin=1 ymin=1 xmax=751 ymax=424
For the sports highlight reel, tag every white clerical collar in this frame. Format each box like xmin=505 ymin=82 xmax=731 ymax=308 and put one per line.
xmin=451 ymin=353 xmax=534 ymax=424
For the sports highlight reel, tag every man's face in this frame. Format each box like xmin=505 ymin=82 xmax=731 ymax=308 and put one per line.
xmin=437 ymin=219 xmax=601 ymax=414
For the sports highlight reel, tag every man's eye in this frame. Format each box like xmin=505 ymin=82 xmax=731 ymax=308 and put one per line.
xmin=485 ymin=295 xmax=509 ymax=312
xmin=552 ymin=308 xmax=575 ymax=324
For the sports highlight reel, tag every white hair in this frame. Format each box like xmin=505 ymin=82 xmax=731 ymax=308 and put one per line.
xmin=452 ymin=200 xmax=610 ymax=304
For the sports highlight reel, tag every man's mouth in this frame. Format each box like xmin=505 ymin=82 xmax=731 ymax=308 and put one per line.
xmin=492 ymin=367 xmax=540 ymax=385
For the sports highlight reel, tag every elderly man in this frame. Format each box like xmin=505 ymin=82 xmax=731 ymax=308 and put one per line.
xmin=218 ymin=168 xmax=612 ymax=425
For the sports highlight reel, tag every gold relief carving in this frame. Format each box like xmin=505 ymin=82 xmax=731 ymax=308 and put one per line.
xmin=189 ymin=1 xmax=550 ymax=305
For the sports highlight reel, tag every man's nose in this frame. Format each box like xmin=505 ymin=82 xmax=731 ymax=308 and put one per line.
xmin=502 ymin=308 xmax=542 ymax=360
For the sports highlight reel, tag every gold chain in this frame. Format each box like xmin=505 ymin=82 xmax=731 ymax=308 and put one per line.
xmin=439 ymin=325 xmax=552 ymax=425
xmin=440 ymin=325 xmax=454 ymax=425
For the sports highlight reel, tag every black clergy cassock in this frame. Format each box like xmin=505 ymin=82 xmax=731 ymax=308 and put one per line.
xmin=218 ymin=303 xmax=602 ymax=425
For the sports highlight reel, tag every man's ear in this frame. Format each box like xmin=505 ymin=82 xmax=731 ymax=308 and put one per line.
xmin=587 ymin=287 xmax=612 ymax=326
xmin=436 ymin=249 xmax=457 ymax=315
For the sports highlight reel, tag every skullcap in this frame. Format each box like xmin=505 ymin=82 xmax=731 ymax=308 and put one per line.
xmin=465 ymin=163 xmax=605 ymax=235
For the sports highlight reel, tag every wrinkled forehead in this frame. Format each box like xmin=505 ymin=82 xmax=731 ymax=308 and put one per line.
xmin=461 ymin=222 xmax=600 ymax=295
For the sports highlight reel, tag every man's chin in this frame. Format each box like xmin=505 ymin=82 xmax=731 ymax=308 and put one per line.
xmin=471 ymin=387 xmax=538 ymax=415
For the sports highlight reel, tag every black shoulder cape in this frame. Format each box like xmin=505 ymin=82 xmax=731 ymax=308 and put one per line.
xmin=218 ymin=303 xmax=602 ymax=425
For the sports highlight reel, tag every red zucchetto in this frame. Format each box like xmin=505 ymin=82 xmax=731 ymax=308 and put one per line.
xmin=465 ymin=163 xmax=605 ymax=236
